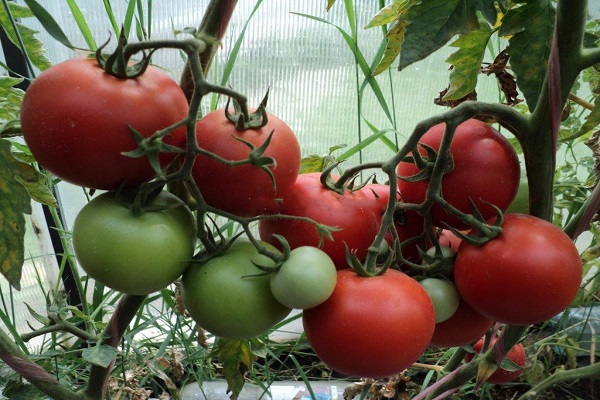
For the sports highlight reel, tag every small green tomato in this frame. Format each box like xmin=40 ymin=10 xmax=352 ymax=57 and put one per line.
xmin=419 ymin=278 xmax=461 ymax=323
xmin=270 ymin=246 xmax=337 ymax=309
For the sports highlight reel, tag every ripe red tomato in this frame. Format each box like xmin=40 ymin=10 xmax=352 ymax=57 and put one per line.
xmin=21 ymin=57 xmax=188 ymax=190
xmin=465 ymin=336 xmax=527 ymax=384
xmin=429 ymin=299 xmax=494 ymax=348
xmin=397 ymin=119 xmax=520 ymax=229
xmin=302 ymin=269 xmax=435 ymax=378
xmin=191 ymin=109 xmax=300 ymax=217
xmin=258 ymin=173 xmax=379 ymax=269
xmin=454 ymin=213 xmax=582 ymax=325
xmin=361 ymin=183 xmax=424 ymax=264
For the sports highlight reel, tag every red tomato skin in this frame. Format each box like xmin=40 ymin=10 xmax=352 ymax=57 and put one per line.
xmin=302 ymin=269 xmax=436 ymax=378
xmin=258 ymin=173 xmax=379 ymax=269
xmin=191 ymin=109 xmax=300 ymax=217
xmin=466 ymin=336 xmax=527 ymax=384
xmin=397 ymin=119 xmax=520 ymax=230
xmin=362 ymin=183 xmax=424 ymax=264
xmin=429 ymin=298 xmax=494 ymax=348
xmin=21 ymin=58 xmax=188 ymax=190
xmin=454 ymin=213 xmax=582 ymax=325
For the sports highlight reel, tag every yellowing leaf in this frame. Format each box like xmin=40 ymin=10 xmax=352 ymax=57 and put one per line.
xmin=215 ymin=339 xmax=257 ymax=400
xmin=365 ymin=0 xmax=410 ymax=29
xmin=372 ymin=20 xmax=408 ymax=76
xmin=499 ymin=0 xmax=555 ymax=111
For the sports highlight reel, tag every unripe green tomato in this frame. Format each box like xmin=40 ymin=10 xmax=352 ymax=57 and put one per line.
xmin=270 ymin=246 xmax=337 ymax=309
xmin=419 ymin=278 xmax=461 ymax=323
xmin=72 ymin=191 xmax=197 ymax=295
xmin=181 ymin=240 xmax=291 ymax=340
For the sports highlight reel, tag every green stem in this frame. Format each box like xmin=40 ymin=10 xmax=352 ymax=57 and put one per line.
xmin=0 ymin=328 xmax=81 ymax=400
xmin=83 ymin=294 xmax=147 ymax=400
xmin=525 ymin=0 xmax=588 ymax=222
xmin=179 ymin=0 xmax=239 ymax=101
xmin=517 ymin=361 xmax=600 ymax=400
xmin=21 ymin=319 xmax=96 ymax=343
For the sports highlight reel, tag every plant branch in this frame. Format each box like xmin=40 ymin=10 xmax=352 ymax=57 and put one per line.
xmin=83 ymin=294 xmax=147 ymax=400
xmin=180 ymin=0 xmax=238 ymax=101
xmin=21 ymin=315 xmax=96 ymax=343
xmin=516 ymin=361 xmax=600 ymax=400
xmin=0 ymin=327 xmax=81 ymax=400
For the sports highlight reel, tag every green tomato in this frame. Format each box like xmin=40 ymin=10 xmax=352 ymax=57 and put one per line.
xmin=181 ymin=239 xmax=292 ymax=340
xmin=72 ymin=191 xmax=197 ymax=295
xmin=270 ymin=246 xmax=337 ymax=309
xmin=419 ymin=278 xmax=460 ymax=323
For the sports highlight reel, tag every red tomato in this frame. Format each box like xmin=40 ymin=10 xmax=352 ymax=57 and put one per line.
xmin=429 ymin=298 xmax=494 ymax=348
xmin=258 ymin=173 xmax=379 ymax=269
xmin=302 ymin=269 xmax=435 ymax=378
xmin=21 ymin=57 xmax=188 ymax=190
xmin=191 ymin=109 xmax=300 ymax=217
xmin=397 ymin=119 xmax=520 ymax=229
xmin=361 ymin=183 xmax=425 ymax=264
xmin=465 ymin=336 xmax=527 ymax=384
xmin=454 ymin=213 xmax=582 ymax=325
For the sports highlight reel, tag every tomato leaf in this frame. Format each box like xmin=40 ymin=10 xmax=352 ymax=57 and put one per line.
xmin=0 ymin=139 xmax=38 ymax=290
xmin=0 ymin=2 xmax=51 ymax=72
xmin=81 ymin=344 xmax=118 ymax=368
xmin=443 ymin=22 xmax=494 ymax=101
xmin=396 ymin=0 xmax=480 ymax=71
xmin=0 ymin=77 xmax=25 ymax=130
xmin=499 ymin=0 xmax=555 ymax=111
xmin=215 ymin=339 xmax=257 ymax=400
xmin=364 ymin=0 xmax=406 ymax=29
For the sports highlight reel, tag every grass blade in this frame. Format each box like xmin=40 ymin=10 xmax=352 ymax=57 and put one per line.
xmin=66 ymin=0 xmax=96 ymax=50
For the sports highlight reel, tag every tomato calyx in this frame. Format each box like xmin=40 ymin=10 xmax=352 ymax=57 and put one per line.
xmin=225 ymin=90 xmax=270 ymax=130
xmin=444 ymin=201 xmax=504 ymax=246
xmin=96 ymin=29 xmax=155 ymax=79
xmin=347 ymin=243 xmax=394 ymax=277
xmin=122 ymin=125 xmax=185 ymax=176
xmin=399 ymin=143 xmax=455 ymax=183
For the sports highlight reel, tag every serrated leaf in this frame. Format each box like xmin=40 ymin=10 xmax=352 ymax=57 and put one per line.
xmin=499 ymin=0 xmax=555 ymax=111
xmin=0 ymin=139 xmax=37 ymax=290
xmin=365 ymin=0 xmax=409 ymax=29
xmin=81 ymin=344 xmax=118 ymax=368
xmin=0 ymin=3 xmax=51 ymax=71
xmin=397 ymin=0 xmax=480 ymax=71
xmin=216 ymin=339 xmax=257 ymax=400
xmin=443 ymin=22 xmax=494 ymax=101
xmin=0 ymin=77 xmax=25 ymax=126
xmin=373 ymin=20 xmax=408 ymax=75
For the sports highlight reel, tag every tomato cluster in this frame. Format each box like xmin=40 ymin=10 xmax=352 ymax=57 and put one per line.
xmin=23 ymin=57 xmax=583 ymax=384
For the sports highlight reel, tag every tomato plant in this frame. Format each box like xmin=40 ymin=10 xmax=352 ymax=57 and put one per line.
xmin=72 ymin=191 xmax=197 ymax=295
xmin=21 ymin=57 xmax=188 ymax=190
xmin=429 ymin=298 xmax=494 ymax=348
xmin=454 ymin=213 xmax=582 ymax=325
xmin=466 ymin=336 xmax=527 ymax=384
xmin=419 ymin=277 xmax=460 ymax=323
xmin=191 ymin=108 xmax=301 ymax=217
xmin=397 ymin=119 xmax=521 ymax=229
xmin=258 ymin=173 xmax=379 ymax=269
xmin=270 ymin=246 xmax=337 ymax=309
xmin=302 ymin=268 xmax=435 ymax=378
xmin=362 ymin=183 xmax=425 ymax=264
xmin=181 ymin=240 xmax=291 ymax=339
